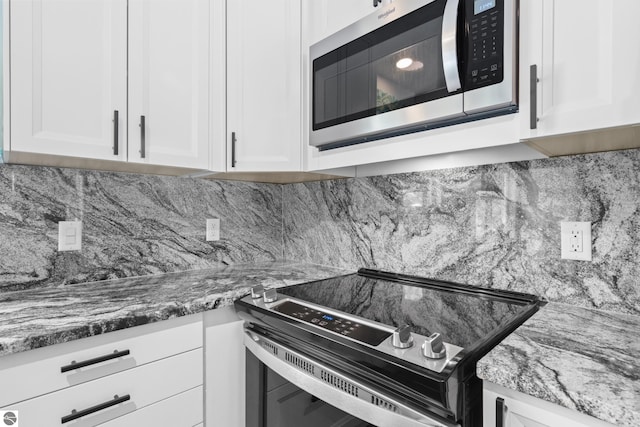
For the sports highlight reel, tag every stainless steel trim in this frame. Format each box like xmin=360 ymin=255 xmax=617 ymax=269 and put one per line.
xmin=240 ymin=294 xmax=464 ymax=374
xmin=463 ymin=0 xmax=518 ymax=113
xmin=441 ymin=0 xmax=461 ymax=93
xmin=245 ymin=330 xmax=459 ymax=427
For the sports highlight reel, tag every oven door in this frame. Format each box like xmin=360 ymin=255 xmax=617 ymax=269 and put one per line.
xmin=310 ymin=0 xmax=463 ymax=149
xmin=244 ymin=329 xmax=458 ymax=427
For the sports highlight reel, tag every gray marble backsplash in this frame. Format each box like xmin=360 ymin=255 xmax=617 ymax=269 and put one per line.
xmin=283 ymin=150 xmax=640 ymax=315
xmin=0 ymin=165 xmax=283 ymax=291
xmin=2 ymin=149 xmax=640 ymax=315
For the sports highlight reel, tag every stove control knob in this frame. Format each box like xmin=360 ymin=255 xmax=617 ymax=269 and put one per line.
xmin=422 ymin=333 xmax=447 ymax=359
xmin=251 ymin=285 xmax=264 ymax=299
xmin=391 ymin=324 xmax=414 ymax=349
xmin=263 ymin=288 xmax=278 ymax=303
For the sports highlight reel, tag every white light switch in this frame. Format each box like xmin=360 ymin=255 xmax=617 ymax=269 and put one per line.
xmin=58 ymin=221 xmax=82 ymax=251
xmin=206 ymin=218 xmax=220 ymax=241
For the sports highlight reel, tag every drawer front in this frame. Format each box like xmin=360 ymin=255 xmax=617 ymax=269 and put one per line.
xmin=100 ymin=386 xmax=203 ymax=427
xmin=0 ymin=315 xmax=202 ymax=407
xmin=1 ymin=348 xmax=203 ymax=427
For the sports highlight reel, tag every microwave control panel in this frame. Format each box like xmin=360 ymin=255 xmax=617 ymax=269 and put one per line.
xmin=465 ymin=0 xmax=504 ymax=90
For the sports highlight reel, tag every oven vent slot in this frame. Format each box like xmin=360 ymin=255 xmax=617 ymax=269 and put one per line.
xmin=285 ymin=352 xmax=315 ymax=375
xmin=371 ymin=395 xmax=399 ymax=413
xmin=261 ymin=340 xmax=278 ymax=356
xmin=319 ymin=369 xmax=359 ymax=397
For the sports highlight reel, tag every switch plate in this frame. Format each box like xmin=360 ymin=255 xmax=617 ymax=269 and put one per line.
xmin=58 ymin=221 xmax=82 ymax=251
xmin=561 ymin=221 xmax=591 ymax=261
xmin=206 ymin=218 xmax=220 ymax=241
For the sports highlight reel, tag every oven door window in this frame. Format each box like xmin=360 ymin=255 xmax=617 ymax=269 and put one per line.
xmin=265 ymin=366 xmax=374 ymax=427
xmin=313 ymin=0 xmax=454 ymax=131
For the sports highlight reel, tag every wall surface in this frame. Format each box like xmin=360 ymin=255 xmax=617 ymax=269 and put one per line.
xmin=283 ymin=149 xmax=640 ymax=315
xmin=0 ymin=165 xmax=283 ymax=291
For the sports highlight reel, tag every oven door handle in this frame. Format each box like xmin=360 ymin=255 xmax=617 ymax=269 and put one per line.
xmin=442 ymin=0 xmax=462 ymax=93
xmin=244 ymin=330 xmax=459 ymax=427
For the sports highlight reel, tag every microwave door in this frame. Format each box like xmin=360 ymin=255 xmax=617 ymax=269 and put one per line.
xmin=309 ymin=0 xmax=465 ymax=149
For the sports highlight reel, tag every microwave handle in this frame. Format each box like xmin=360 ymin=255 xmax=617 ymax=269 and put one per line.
xmin=442 ymin=0 xmax=462 ymax=93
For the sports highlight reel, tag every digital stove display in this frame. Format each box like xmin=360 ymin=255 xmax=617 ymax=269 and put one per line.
xmin=273 ymin=300 xmax=391 ymax=346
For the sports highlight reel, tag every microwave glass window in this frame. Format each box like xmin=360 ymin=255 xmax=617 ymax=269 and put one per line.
xmin=313 ymin=1 xmax=451 ymax=131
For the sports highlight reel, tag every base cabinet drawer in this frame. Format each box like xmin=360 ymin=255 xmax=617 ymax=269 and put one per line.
xmin=100 ymin=386 xmax=203 ymax=427
xmin=0 ymin=315 xmax=202 ymax=407
xmin=2 ymin=348 xmax=202 ymax=427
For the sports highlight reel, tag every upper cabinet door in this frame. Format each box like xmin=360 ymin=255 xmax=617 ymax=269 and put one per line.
xmin=10 ymin=0 xmax=127 ymax=161
xmin=128 ymin=0 xmax=210 ymax=170
xmin=524 ymin=0 xmax=640 ymax=138
xmin=226 ymin=0 xmax=301 ymax=172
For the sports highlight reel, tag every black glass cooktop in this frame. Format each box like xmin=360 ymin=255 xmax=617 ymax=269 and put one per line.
xmin=276 ymin=269 xmax=539 ymax=351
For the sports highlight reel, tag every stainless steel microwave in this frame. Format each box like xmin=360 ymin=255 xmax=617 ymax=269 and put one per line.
xmin=310 ymin=0 xmax=518 ymax=150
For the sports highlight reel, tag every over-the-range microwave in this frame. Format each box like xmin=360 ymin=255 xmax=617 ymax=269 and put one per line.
xmin=310 ymin=0 xmax=518 ymax=150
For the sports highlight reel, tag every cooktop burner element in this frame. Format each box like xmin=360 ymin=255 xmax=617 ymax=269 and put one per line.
xmin=235 ymin=268 xmax=544 ymax=427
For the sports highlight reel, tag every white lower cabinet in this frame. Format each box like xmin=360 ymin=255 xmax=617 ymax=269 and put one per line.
xmin=204 ymin=306 xmax=245 ymax=427
xmin=483 ymin=381 xmax=616 ymax=427
xmin=0 ymin=314 xmax=204 ymax=427
xmin=100 ymin=386 xmax=203 ymax=427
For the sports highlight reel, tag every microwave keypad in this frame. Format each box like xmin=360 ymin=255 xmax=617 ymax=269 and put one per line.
xmin=467 ymin=2 xmax=504 ymax=90
xmin=273 ymin=300 xmax=391 ymax=346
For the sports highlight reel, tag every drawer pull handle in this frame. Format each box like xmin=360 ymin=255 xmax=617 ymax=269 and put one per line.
xmin=61 ymin=394 xmax=130 ymax=424
xmin=60 ymin=349 xmax=131 ymax=373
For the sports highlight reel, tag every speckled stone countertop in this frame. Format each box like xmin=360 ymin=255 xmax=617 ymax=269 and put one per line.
xmin=477 ymin=302 xmax=640 ymax=427
xmin=0 ymin=261 xmax=351 ymax=357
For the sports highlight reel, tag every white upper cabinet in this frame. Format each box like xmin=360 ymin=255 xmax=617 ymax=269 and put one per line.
xmin=226 ymin=0 xmax=301 ymax=172
xmin=10 ymin=0 xmax=127 ymax=161
xmin=128 ymin=0 xmax=211 ymax=169
xmin=305 ymin=0 xmax=374 ymax=45
xmin=523 ymin=0 xmax=640 ymax=138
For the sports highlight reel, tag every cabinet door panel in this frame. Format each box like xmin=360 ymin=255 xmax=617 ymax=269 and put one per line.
xmin=128 ymin=0 xmax=210 ymax=169
xmin=227 ymin=0 xmax=301 ymax=171
xmin=533 ymin=0 xmax=640 ymax=136
xmin=10 ymin=0 xmax=127 ymax=160
xmin=1 ymin=349 xmax=202 ymax=427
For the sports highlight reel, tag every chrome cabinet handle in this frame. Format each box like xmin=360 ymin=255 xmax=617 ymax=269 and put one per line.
xmin=60 ymin=349 xmax=131 ymax=373
xmin=231 ymin=131 xmax=237 ymax=168
xmin=113 ymin=110 xmax=119 ymax=156
xmin=441 ymin=0 xmax=462 ymax=93
xmin=139 ymin=115 xmax=146 ymax=158
xmin=61 ymin=394 xmax=130 ymax=424
xmin=530 ymin=64 xmax=539 ymax=129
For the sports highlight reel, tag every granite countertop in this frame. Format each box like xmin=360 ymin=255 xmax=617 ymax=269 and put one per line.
xmin=477 ymin=302 xmax=640 ymax=427
xmin=0 ymin=260 xmax=351 ymax=357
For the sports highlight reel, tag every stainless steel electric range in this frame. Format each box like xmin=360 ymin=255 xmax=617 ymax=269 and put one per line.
xmin=235 ymin=269 xmax=544 ymax=427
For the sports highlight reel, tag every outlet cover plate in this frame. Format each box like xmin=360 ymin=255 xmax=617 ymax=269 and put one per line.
xmin=206 ymin=218 xmax=220 ymax=241
xmin=58 ymin=221 xmax=82 ymax=252
xmin=561 ymin=221 xmax=591 ymax=261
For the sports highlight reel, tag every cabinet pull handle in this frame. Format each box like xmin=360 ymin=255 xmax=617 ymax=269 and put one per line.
xmin=60 ymin=349 xmax=131 ymax=373
xmin=496 ymin=397 xmax=506 ymax=427
xmin=231 ymin=131 xmax=237 ymax=168
xmin=113 ymin=110 xmax=119 ymax=156
xmin=530 ymin=64 xmax=539 ymax=129
xmin=61 ymin=394 xmax=130 ymax=424
xmin=139 ymin=115 xmax=146 ymax=158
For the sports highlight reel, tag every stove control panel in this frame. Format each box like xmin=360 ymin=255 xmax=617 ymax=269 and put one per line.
xmin=273 ymin=300 xmax=391 ymax=346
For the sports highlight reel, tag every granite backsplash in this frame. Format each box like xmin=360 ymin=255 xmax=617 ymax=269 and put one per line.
xmin=2 ymin=149 xmax=639 ymax=315
xmin=0 ymin=165 xmax=283 ymax=291
xmin=283 ymin=150 xmax=640 ymax=315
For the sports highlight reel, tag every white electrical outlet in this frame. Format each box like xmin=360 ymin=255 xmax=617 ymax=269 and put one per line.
xmin=58 ymin=221 xmax=82 ymax=252
xmin=206 ymin=218 xmax=220 ymax=241
xmin=561 ymin=222 xmax=591 ymax=261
